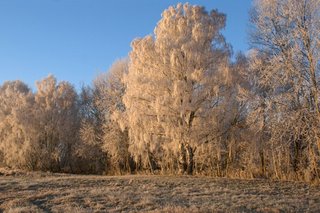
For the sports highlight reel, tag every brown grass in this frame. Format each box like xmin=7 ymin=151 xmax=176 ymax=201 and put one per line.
xmin=0 ymin=170 xmax=319 ymax=212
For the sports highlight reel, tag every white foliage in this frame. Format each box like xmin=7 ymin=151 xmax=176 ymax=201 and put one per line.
xmin=123 ymin=3 xmax=230 ymax=172
xmin=0 ymin=81 xmax=34 ymax=168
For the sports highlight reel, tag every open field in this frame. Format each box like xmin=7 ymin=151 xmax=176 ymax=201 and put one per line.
xmin=0 ymin=172 xmax=319 ymax=212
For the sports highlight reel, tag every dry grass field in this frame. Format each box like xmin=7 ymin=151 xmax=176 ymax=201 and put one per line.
xmin=0 ymin=169 xmax=319 ymax=213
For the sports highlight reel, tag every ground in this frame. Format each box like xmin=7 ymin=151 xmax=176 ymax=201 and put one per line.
xmin=0 ymin=170 xmax=319 ymax=212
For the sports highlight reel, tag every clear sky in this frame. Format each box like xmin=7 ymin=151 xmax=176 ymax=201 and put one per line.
xmin=0 ymin=0 xmax=252 ymax=89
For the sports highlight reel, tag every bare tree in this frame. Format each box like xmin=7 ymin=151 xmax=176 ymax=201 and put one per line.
xmin=249 ymin=0 xmax=320 ymax=180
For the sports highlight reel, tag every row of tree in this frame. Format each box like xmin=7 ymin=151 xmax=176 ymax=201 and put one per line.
xmin=0 ymin=0 xmax=319 ymax=181
xmin=0 ymin=61 xmax=129 ymax=174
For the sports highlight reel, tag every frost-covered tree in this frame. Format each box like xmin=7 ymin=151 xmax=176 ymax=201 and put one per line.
xmin=76 ymin=85 xmax=107 ymax=174
xmin=0 ymin=77 xmax=79 ymax=172
xmin=0 ymin=81 xmax=34 ymax=169
xmin=98 ymin=59 xmax=131 ymax=174
xmin=77 ymin=59 xmax=130 ymax=174
xmin=123 ymin=3 xmax=230 ymax=174
xmin=33 ymin=75 xmax=79 ymax=172
xmin=250 ymin=0 xmax=320 ymax=180
xmin=214 ymin=53 xmax=253 ymax=177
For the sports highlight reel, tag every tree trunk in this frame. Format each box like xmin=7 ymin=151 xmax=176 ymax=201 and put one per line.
xmin=178 ymin=143 xmax=195 ymax=175
xmin=186 ymin=144 xmax=195 ymax=175
xmin=260 ymin=150 xmax=266 ymax=177
xmin=178 ymin=143 xmax=187 ymax=174
xmin=147 ymin=151 xmax=154 ymax=174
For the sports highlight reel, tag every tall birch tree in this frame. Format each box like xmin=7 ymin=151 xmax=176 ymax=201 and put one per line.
xmin=123 ymin=3 xmax=230 ymax=174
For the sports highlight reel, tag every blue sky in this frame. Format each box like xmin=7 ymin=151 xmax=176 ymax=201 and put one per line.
xmin=0 ymin=0 xmax=252 ymax=89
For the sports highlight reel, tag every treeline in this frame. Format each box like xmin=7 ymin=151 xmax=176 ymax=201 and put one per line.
xmin=0 ymin=62 xmax=129 ymax=174
xmin=0 ymin=1 xmax=320 ymax=181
